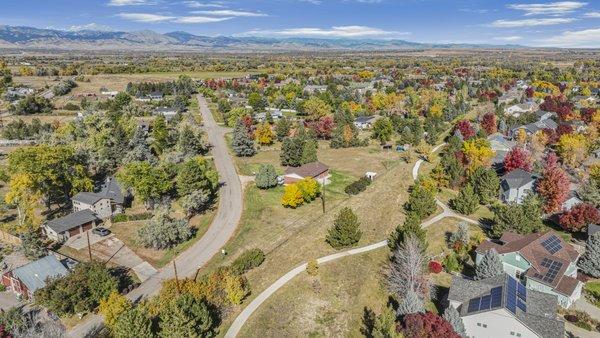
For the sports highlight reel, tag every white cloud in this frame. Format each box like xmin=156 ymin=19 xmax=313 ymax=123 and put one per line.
xmin=174 ymin=16 xmax=233 ymax=23
xmin=584 ymin=11 xmax=600 ymax=17
xmin=240 ymin=26 xmax=410 ymax=38
xmin=493 ymin=36 xmax=522 ymax=41
xmin=540 ymin=27 xmax=600 ymax=47
xmin=117 ymin=13 xmax=175 ymax=22
xmin=108 ymin=0 xmax=152 ymax=6
xmin=117 ymin=12 xmax=232 ymax=24
xmin=67 ymin=23 xmax=114 ymax=31
xmin=183 ymin=1 xmax=227 ymax=8
xmin=491 ymin=17 xmax=576 ymax=27
xmin=191 ymin=10 xmax=267 ymax=17
xmin=507 ymin=1 xmax=586 ymax=16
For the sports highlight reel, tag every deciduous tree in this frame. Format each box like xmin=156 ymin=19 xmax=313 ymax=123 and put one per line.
xmin=559 ymin=203 xmax=600 ymax=232
xmin=537 ymin=153 xmax=570 ymax=213
xmin=503 ymin=147 xmax=532 ymax=172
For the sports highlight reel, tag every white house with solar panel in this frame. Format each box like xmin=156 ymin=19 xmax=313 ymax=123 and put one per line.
xmin=475 ymin=231 xmax=583 ymax=308
xmin=448 ymin=274 xmax=565 ymax=338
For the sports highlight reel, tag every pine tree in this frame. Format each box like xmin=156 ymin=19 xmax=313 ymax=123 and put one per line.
xmin=449 ymin=222 xmax=470 ymax=250
xmin=443 ymin=306 xmax=466 ymax=337
xmin=404 ymin=184 xmax=436 ymax=220
xmin=20 ymin=227 xmax=46 ymax=260
xmin=152 ymin=116 xmax=169 ymax=154
xmin=232 ymin=119 xmax=256 ymax=157
xmin=124 ymin=125 xmax=156 ymax=164
xmin=469 ymin=167 xmax=500 ymax=204
xmin=396 ymin=289 xmax=425 ymax=317
xmin=255 ymin=164 xmax=278 ymax=189
xmin=388 ymin=213 xmax=427 ymax=251
xmin=280 ymin=137 xmax=303 ymax=167
xmin=275 ymin=117 xmax=292 ymax=141
xmin=301 ymin=139 xmax=318 ymax=164
xmin=326 ymin=207 xmax=362 ymax=248
xmin=579 ymin=232 xmax=600 ymax=278
xmin=450 ymin=184 xmax=479 ymax=215
xmin=476 ymin=249 xmax=504 ymax=280
xmin=159 ymin=294 xmax=214 ymax=338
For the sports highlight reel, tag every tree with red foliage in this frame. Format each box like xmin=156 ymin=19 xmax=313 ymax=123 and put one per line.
xmin=556 ymin=124 xmax=573 ymax=138
xmin=481 ymin=113 xmax=497 ymax=135
xmin=537 ymin=153 xmax=570 ymax=213
xmin=503 ymin=147 xmax=532 ymax=172
xmin=311 ymin=116 xmax=335 ymax=139
xmin=543 ymin=128 xmax=558 ymax=144
xmin=455 ymin=120 xmax=476 ymax=139
xmin=402 ymin=312 xmax=460 ymax=338
xmin=428 ymin=261 xmax=443 ymax=274
xmin=525 ymin=87 xmax=534 ymax=98
xmin=559 ymin=203 xmax=600 ymax=232
xmin=556 ymin=105 xmax=576 ymax=121
xmin=581 ymin=108 xmax=598 ymax=123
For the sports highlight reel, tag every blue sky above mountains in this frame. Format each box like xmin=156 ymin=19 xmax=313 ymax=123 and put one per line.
xmin=2 ymin=0 xmax=600 ymax=47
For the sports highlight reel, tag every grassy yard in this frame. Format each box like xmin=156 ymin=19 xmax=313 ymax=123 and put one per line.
xmin=237 ymin=249 xmax=389 ymax=338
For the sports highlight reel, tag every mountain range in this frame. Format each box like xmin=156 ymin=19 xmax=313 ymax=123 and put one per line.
xmin=0 ymin=25 xmax=525 ymax=52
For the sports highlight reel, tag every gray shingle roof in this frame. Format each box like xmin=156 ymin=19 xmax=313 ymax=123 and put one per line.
xmin=501 ymin=169 xmax=536 ymax=189
xmin=45 ymin=209 xmax=98 ymax=234
xmin=72 ymin=192 xmax=103 ymax=205
xmin=449 ymin=274 xmax=564 ymax=338
xmin=100 ymin=177 xmax=124 ymax=204
xmin=13 ymin=255 xmax=69 ymax=293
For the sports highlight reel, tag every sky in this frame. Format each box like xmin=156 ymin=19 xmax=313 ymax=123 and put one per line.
xmin=1 ymin=0 xmax=600 ymax=47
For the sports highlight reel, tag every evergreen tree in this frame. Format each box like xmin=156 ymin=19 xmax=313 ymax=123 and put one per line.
xmin=255 ymin=164 xmax=278 ymax=189
xmin=175 ymin=157 xmax=219 ymax=197
xmin=491 ymin=194 xmax=544 ymax=236
xmin=326 ymin=207 xmax=362 ymax=249
xmin=301 ymin=139 xmax=318 ymax=164
xmin=20 ymin=227 xmax=46 ymax=260
xmin=443 ymin=306 xmax=466 ymax=338
xmin=388 ymin=213 xmax=427 ymax=251
xmin=275 ymin=117 xmax=292 ymax=141
xmin=404 ymin=184 xmax=436 ymax=220
xmin=450 ymin=184 xmax=479 ymax=215
xmin=579 ymin=232 xmax=600 ymax=278
xmin=124 ymin=125 xmax=156 ymax=164
xmin=362 ymin=305 xmax=402 ymax=338
xmin=232 ymin=119 xmax=256 ymax=157
xmin=469 ymin=167 xmax=500 ymax=204
xmin=177 ymin=124 xmax=207 ymax=157
xmin=396 ymin=290 xmax=425 ymax=317
xmin=152 ymin=116 xmax=169 ymax=154
xmin=449 ymin=222 xmax=470 ymax=250
xmin=113 ymin=307 xmax=154 ymax=338
xmin=159 ymin=294 xmax=214 ymax=338
xmin=476 ymin=249 xmax=504 ymax=280
xmin=280 ymin=137 xmax=303 ymax=167
xmin=180 ymin=190 xmax=211 ymax=217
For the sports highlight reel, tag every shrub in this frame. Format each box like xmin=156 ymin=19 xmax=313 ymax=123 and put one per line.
xmin=112 ymin=213 xmax=153 ymax=223
xmin=230 ymin=248 xmax=265 ymax=275
xmin=137 ymin=209 xmax=192 ymax=250
xmin=443 ymin=252 xmax=460 ymax=272
xmin=62 ymin=102 xmax=80 ymax=111
xmin=307 ymin=260 xmax=319 ymax=276
xmin=564 ymin=314 xmax=578 ymax=323
xmin=428 ymin=261 xmax=443 ymax=274
xmin=281 ymin=184 xmax=304 ymax=208
xmin=297 ymin=177 xmax=320 ymax=202
xmin=344 ymin=177 xmax=371 ymax=195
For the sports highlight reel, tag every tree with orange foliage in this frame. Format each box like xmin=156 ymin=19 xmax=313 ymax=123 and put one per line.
xmin=537 ymin=152 xmax=570 ymax=213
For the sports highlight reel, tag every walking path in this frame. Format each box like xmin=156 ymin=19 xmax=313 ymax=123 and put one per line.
xmin=225 ymin=142 xmax=480 ymax=337
xmin=68 ymin=95 xmax=243 ymax=337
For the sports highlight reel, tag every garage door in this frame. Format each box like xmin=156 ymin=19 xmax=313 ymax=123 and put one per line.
xmin=82 ymin=222 xmax=93 ymax=232
xmin=68 ymin=227 xmax=81 ymax=237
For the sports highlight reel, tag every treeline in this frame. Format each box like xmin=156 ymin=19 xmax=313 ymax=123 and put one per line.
xmin=125 ymin=75 xmax=197 ymax=97
xmin=1 ymin=118 xmax=54 ymax=140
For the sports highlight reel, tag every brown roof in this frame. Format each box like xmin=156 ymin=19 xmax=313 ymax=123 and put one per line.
xmin=284 ymin=161 xmax=329 ymax=178
xmin=476 ymin=231 xmax=581 ymax=295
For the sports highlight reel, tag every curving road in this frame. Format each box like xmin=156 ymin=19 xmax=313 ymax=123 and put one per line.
xmin=68 ymin=95 xmax=243 ymax=337
xmin=225 ymin=142 xmax=479 ymax=338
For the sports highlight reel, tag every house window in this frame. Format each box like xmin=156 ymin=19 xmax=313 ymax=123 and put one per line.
xmin=483 ymin=324 xmax=487 ymax=328
xmin=516 ymin=334 xmax=521 ymax=337
xmin=510 ymin=332 xmax=515 ymax=336
xmin=477 ymin=323 xmax=487 ymax=328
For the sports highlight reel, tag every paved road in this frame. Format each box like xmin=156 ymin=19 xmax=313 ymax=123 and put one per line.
xmin=68 ymin=95 xmax=243 ymax=337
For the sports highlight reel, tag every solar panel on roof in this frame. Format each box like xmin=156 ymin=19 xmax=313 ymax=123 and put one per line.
xmin=517 ymin=299 xmax=527 ymax=312
xmin=491 ymin=286 xmax=503 ymax=308
xmin=468 ymin=298 xmax=481 ymax=313
xmin=480 ymin=295 xmax=491 ymax=310
xmin=505 ymin=275 xmax=527 ymax=315
xmin=517 ymin=283 xmax=527 ymax=300
xmin=541 ymin=235 xmax=562 ymax=254
xmin=540 ymin=259 xmax=563 ymax=284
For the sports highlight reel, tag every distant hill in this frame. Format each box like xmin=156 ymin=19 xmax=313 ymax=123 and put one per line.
xmin=0 ymin=25 xmax=525 ymax=51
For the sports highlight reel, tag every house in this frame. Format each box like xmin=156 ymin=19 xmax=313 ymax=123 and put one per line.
xmin=1 ymin=255 xmax=69 ymax=300
xmin=504 ymin=102 xmax=536 ymax=117
xmin=353 ymin=115 xmax=381 ymax=130
xmin=284 ymin=161 xmax=331 ymax=185
xmin=100 ymin=89 xmax=119 ymax=97
xmin=303 ymin=85 xmax=327 ymax=94
xmin=498 ymin=89 xmax=523 ymax=105
xmin=511 ymin=118 xmax=558 ymax=138
xmin=588 ymin=224 xmax=600 ymax=238
xmin=488 ymin=133 xmax=515 ymax=167
xmin=475 ymin=231 xmax=583 ymax=308
xmin=448 ymin=274 xmax=564 ymax=338
xmin=255 ymin=110 xmax=283 ymax=122
xmin=43 ymin=209 xmax=100 ymax=241
xmin=500 ymin=169 xmax=536 ymax=204
xmin=72 ymin=177 xmax=124 ymax=219
xmin=562 ymin=191 xmax=582 ymax=211
xmin=154 ymin=107 xmax=178 ymax=120
xmin=135 ymin=91 xmax=164 ymax=102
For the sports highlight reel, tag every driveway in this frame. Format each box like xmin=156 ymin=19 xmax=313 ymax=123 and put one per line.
xmin=65 ymin=231 xmax=112 ymax=250
xmin=89 ymin=237 xmax=157 ymax=283
xmin=68 ymin=95 xmax=243 ymax=337
xmin=0 ymin=291 xmax=21 ymax=311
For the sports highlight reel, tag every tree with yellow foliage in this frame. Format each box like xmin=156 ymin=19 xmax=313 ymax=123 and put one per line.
xmin=4 ymin=173 xmax=40 ymax=233
xmin=281 ymin=183 xmax=304 ymax=208
xmin=462 ymin=138 xmax=494 ymax=173
xmin=255 ymin=123 xmax=274 ymax=145
xmin=19 ymin=66 xmax=34 ymax=76
xmin=297 ymin=177 xmax=321 ymax=202
xmin=98 ymin=291 xmax=132 ymax=328
xmin=515 ymin=128 xmax=528 ymax=145
xmin=557 ymin=133 xmax=588 ymax=168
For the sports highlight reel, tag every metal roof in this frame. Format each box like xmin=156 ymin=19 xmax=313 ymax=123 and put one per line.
xmin=45 ymin=209 xmax=99 ymax=234
xmin=13 ymin=255 xmax=69 ymax=293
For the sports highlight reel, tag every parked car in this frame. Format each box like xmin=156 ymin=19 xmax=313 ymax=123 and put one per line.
xmin=92 ymin=227 xmax=111 ymax=237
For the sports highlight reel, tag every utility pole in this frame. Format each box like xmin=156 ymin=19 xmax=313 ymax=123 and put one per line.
xmin=321 ymin=181 xmax=325 ymax=213
xmin=86 ymin=231 xmax=92 ymax=262
xmin=173 ymin=261 xmax=180 ymax=295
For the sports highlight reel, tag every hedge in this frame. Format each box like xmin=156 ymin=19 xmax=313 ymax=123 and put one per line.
xmin=344 ymin=177 xmax=372 ymax=195
xmin=230 ymin=248 xmax=265 ymax=275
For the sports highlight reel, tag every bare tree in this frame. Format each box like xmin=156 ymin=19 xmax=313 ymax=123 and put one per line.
xmin=387 ymin=235 xmax=432 ymax=301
